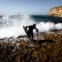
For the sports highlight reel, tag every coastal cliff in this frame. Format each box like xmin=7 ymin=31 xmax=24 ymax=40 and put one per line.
xmin=48 ymin=6 xmax=62 ymax=17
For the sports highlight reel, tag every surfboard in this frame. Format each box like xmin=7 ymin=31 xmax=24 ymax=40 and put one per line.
xmin=23 ymin=26 xmax=27 ymax=33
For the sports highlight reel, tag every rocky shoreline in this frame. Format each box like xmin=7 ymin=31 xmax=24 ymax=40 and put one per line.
xmin=0 ymin=31 xmax=62 ymax=62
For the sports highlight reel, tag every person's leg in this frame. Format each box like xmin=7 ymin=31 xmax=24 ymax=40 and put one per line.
xmin=31 ymin=32 xmax=33 ymax=40
xmin=27 ymin=31 xmax=31 ymax=39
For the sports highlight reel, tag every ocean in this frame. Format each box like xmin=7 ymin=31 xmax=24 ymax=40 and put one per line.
xmin=0 ymin=14 xmax=62 ymax=38
xmin=31 ymin=15 xmax=62 ymax=23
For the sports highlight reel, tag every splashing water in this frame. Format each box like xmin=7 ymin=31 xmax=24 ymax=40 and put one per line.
xmin=0 ymin=14 xmax=62 ymax=39
xmin=0 ymin=14 xmax=35 ymax=38
xmin=37 ymin=22 xmax=62 ymax=32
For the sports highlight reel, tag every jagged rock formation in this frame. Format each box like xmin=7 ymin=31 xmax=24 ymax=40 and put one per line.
xmin=48 ymin=6 xmax=62 ymax=17
xmin=0 ymin=31 xmax=62 ymax=62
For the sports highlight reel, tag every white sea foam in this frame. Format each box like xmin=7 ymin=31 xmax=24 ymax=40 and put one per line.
xmin=37 ymin=22 xmax=62 ymax=32
xmin=0 ymin=14 xmax=35 ymax=38
xmin=0 ymin=14 xmax=62 ymax=38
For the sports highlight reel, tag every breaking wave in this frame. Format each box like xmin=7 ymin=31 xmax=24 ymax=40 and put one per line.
xmin=0 ymin=14 xmax=62 ymax=38
xmin=37 ymin=22 xmax=62 ymax=32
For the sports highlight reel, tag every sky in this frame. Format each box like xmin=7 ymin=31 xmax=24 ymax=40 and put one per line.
xmin=0 ymin=0 xmax=62 ymax=15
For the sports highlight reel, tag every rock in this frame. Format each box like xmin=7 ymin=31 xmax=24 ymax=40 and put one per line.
xmin=48 ymin=6 xmax=62 ymax=17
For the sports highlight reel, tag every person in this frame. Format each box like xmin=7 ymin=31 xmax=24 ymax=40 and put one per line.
xmin=24 ymin=24 xmax=38 ymax=40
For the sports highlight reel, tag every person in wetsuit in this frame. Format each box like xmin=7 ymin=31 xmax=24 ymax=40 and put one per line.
xmin=25 ymin=24 xmax=38 ymax=40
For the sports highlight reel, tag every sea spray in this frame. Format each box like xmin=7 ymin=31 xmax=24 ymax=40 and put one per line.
xmin=37 ymin=22 xmax=62 ymax=32
xmin=37 ymin=22 xmax=55 ymax=32
xmin=0 ymin=14 xmax=35 ymax=38
xmin=0 ymin=14 xmax=62 ymax=38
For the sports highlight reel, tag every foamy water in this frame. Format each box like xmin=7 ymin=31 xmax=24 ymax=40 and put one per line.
xmin=0 ymin=14 xmax=62 ymax=38
xmin=0 ymin=14 xmax=35 ymax=38
xmin=37 ymin=22 xmax=62 ymax=32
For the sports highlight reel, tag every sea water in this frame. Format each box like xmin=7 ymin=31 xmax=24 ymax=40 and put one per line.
xmin=0 ymin=14 xmax=62 ymax=38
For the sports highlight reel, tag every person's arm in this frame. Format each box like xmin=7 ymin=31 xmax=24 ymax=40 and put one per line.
xmin=35 ymin=27 xmax=38 ymax=33
xmin=35 ymin=27 xmax=38 ymax=36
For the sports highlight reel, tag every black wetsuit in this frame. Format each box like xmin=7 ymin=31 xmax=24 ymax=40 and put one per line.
xmin=26 ymin=25 xmax=38 ymax=40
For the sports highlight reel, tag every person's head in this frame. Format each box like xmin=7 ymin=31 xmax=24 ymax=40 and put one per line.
xmin=33 ymin=24 xmax=36 ymax=27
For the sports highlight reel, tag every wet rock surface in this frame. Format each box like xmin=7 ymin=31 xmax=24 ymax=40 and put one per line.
xmin=0 ymin=31 xmax=62 ymax=62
